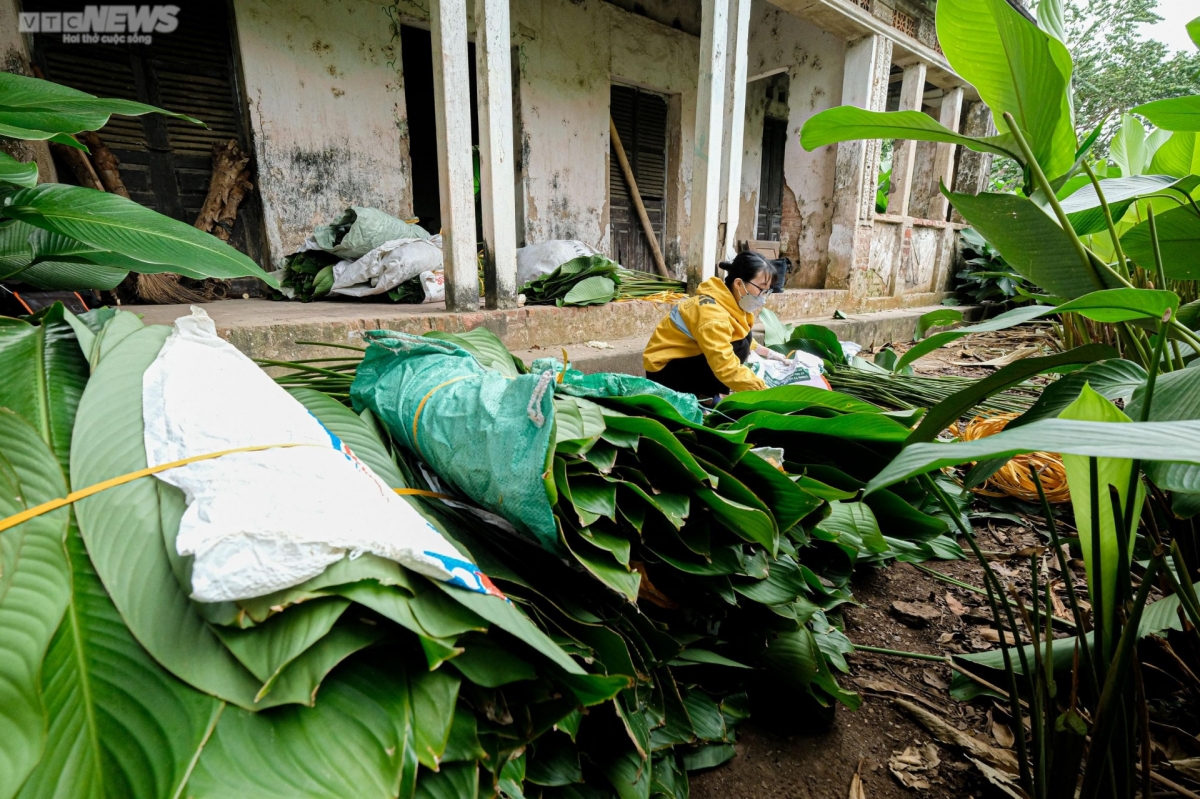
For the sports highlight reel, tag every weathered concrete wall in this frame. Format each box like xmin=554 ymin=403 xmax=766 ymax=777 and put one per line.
xmin=0 ymin=0 xmax=58 ymax=184
xmin=735 ymin=77 xmax=769 ymax=245
xmin=231 ymin=0 xmax=413 ymax=266
xmin=744 ymin=1 xmax=845 ymax=287
xmin=512 ymin=0 xmax=700 ymax=275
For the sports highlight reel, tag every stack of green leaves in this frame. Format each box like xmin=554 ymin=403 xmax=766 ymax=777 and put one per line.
xmin=0 ymin=305 xmax=644 ymax=799
xmin=388 ymin=274 xmax=428 ymax=303
xmin=262 ymin=327 xmax=964 ymax=795
xmin=278 ymin=249 xmax=339 ymax=302
xmin=521 ymin=256 xmax=687 ymax=307
xmin=522 ymin=255 xmax=622 ymax=307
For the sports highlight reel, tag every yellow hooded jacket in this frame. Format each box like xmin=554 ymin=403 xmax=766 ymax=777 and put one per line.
xmin=643 ymin=276 xmax=766 ymax=393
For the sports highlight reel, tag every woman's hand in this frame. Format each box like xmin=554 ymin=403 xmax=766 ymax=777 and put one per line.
xmin=754 ymin=344 xmax=788 ymax=362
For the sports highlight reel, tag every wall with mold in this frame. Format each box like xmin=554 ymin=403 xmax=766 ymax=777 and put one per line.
xmin=231 ymin=0 xmax=413 ymax=266
xmin=741 ymin=0 xmax=845 ymax=287
xmin=510 ymin=0 xmax=700 ymax=274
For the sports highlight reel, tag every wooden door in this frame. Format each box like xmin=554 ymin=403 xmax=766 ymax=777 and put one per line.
xmin=609 ymin=85 xmax=668 ymax=273
xmin=756 ymin=117 xmax=786 ymax=242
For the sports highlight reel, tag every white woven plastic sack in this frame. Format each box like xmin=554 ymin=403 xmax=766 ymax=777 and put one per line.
xmin=330 ymin=235 xmax=444 ymax=297
xmin=744 ymin=350 xmax=830 ymax=389
xmin=142 ymin=307 xmax=503 ymax=603
xmin=515 ymin=239 xmax=597 ymax=288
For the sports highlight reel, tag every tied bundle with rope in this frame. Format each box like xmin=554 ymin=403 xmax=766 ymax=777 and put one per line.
xmin=955 ymin=413 xmax=1071 ymax=503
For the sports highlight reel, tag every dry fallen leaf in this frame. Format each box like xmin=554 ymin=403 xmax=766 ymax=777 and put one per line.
xmin=979 ymin=627 xmax=1021 ymax=645
xmin=1172 ymin=757 xmax=1200 ymax=782
xmin=922 ymin=669 xmax=950 ymax=691
xmin=991 ymin=720 xmax=1015 ymax=749
xmin=889 ymin=743 xmax=941 ymax=790
xmin=849 ymin=759 xmax=867 ymax=799
xmin=938 ymin=632 xmax=957 ymax=644
xmin=945 ymin=592 xmax=966 ymax=616
xmin=893 ymin=698 xmax=1021 ymax=774
xmin=968 ymin=757 xmax=1025 ymax=798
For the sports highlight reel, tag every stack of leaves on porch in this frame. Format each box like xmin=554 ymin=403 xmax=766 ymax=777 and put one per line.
xmin=522 ymin=255 xmax=685 ymax=306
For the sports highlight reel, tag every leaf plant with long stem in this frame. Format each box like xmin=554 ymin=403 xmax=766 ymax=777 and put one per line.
xmin=0 ymin=71 xmax=276 ymax=292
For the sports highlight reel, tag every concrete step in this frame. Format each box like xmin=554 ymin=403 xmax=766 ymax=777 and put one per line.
xmin=511 ymin=304 xmax=978 ymax=376
xmin=124 ymin=291 xmax=965 ymax=366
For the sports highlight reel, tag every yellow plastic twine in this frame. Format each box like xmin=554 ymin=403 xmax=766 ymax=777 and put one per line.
xmin=957 ymin=413 xmax=1072 ymax=504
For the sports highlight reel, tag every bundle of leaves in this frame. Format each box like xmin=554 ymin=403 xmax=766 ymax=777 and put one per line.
xmin=388 ymin=274 xmax=428 ymax=303
xmin=278 ymin=249 xmax=339 ymax=302
xmin=613 ymin=267 xmax=686 ymax=300
xmin=0 ymin=304 xmax=651 ymax=798
xmin=0 ymin=304 xmax=969 ymax=798
xmin=522 ymin=255 xmax=622 ymax=307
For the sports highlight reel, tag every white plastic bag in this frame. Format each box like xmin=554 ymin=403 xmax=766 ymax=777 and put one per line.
xmin=744 ymin=350 xmax=831 ymax=389
xmin=516 ymin=239 xmax=597 ymax=288
xmin=420 ymin=269 xmax=445 ymax=303
xmin=142 ymin=308 xmax=502 ymax=603
xmin=330 ymin=236 xmax=444 ymax=297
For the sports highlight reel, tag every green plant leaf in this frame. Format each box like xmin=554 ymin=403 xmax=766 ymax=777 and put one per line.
xmin=1009 ymin=359 xmax=1147 ymax=428
xmin=760 ymin=628 xmax=860 ymax=710
xmin=0 ymin=412 xmax=71 ymax=799
xmin=817 ymin=501 xmax=887 ymax=555
xmin=865 ymin=417 xmax=1200 ymax=494
xmin=0 ymin=151 xmax=37 ymax=188
xmin=559 ymin=275 xmax=616 ymax=307
xmin=212 ymin=597 xmax=349 ymax=684
xmin=448 ymin=636 xmax=537 ymax=687
xmin=3 ymin=184 xmax=278 ymax=288
xmin=799 ymin=107 xmax=1022 ymax=161
xmin=1109 ymin=114 xmax=1148 ymax=176
xmin=69 ymin=325 xmax=269 ymax=708
xmin=1127 ymin=367 xmax=1200 ymax=492
xmin=416 ymin=762 xmax=479 ymax=799
xmin=1132 ymin=95 xmax=1200 ymax=132
xmin=936 ymin=0 xmax=1076 ymax=179
xmin=425 ymin=327 xmax=525 ymax=378
xmin=0 ymin=71 xmax=202 ymax=130
xmin=1148 ymin=131 xmax=1200 ymax=177
xmin=915 ymin=308 xmax=963 ymax=340
xmin=728 ymin=410 xmax=911 ymax=444
xmin=1054 ymin=288 xmax=1179 ymax=322
xmin=895 ymin=304 xmax=1049 ymax=371
xmin=186 ymin=658 xmax=417 ymax=799
xmin=0 ymin=305 xmax=90 ymax=472
xmin=907 ymin=344 xmax=1117 ymax=443
xmin=716 ymin=385 xmax=879 ymax=415
xmin=947 ymin=190 xmax=1117 ymax=299
xmin=13 ymin=260 xmax=129 ymax=291
xmin=1122 ymin=205 xmax=1200 ymax=280
xmin=287 ymin=387 xmax=406 ymax=488
xmin=1059 ymin=174 xmax=1180 ymax=235
xmin=758 ymin=308 xmax=792 ymax=349
xmin=1058 ymin=385 xmax=1144 ymax=639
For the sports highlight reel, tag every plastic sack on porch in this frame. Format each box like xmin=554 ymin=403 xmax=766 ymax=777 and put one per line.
xmin=330 ymin=235 xmax=443 ymax=297
xmin=142 ymin=307 xmax=499 ymax=603
xmin=312 ymin=206 xmax=431 ymax=260
xmin=516 ymin=239 xmax=598 ymax=288
xmin=351 ymin=331 xmax=560 ymax=550
xmin=529 ymin=356 xmax=704 ymax=425
xmin=744 ymin=350 xmax=831 ymax=390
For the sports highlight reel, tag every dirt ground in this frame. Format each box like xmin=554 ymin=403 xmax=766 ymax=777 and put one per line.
xmin=691 ymin=325 xmax=1069 ymax=799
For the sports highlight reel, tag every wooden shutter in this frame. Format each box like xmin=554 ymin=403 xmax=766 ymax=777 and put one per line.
xmin=29 ymin=1 xmax=257 ymax=253
xmin=609 ymin=84 xmax=667 ymax=273
xmin=756 ymin=117 xmax=786 ymax=241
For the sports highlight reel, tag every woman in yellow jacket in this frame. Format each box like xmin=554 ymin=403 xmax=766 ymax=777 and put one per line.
xmin=643 ymin=251 xmax=788 ymax=398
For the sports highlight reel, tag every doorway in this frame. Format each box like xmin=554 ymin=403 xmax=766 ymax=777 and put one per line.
xmin=609 ymin=84 xmax=668 ymax=273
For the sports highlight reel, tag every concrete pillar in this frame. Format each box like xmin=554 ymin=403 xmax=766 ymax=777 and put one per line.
xmin=951 ymin=101 xmax=997 ymax=223
xmin=431 ymin=0 xmax=479 ymax=311
xmin=717 ymin=0 xmax=752 ymax=261
xmin=686 ymin=0 xmax=730 ymax=292
xmin=475 ymin=0 xmax=518 ymax=310
xmin=825 ymin=34 xmax=892 ymax=293
xmin=887 ymin=62 xmax=927 ymax=219
xmin=930 ymin=86 xmax=964 ymax=222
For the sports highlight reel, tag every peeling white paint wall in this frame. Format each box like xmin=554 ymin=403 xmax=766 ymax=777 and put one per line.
xmin=232 ymin=0 xmax=414 ymax=265
xmin=745 ymin=0 xmax=845 ymax=286
xmin=511 ymin=0 xmax=699 ymax=272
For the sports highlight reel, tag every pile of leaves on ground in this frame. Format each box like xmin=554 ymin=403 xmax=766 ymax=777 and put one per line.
xmin=0 ymin=303 xmax=970 ymax=798
xmin=522 ymin=255 xmax=685 ymax=307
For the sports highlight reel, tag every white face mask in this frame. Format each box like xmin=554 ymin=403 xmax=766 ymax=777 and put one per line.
xmin=737 ymin=283 xmax=768 ymax=313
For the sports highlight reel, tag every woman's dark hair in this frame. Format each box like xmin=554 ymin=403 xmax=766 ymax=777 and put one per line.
xmin=717 ymin=251 xmax=772 ymax=291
